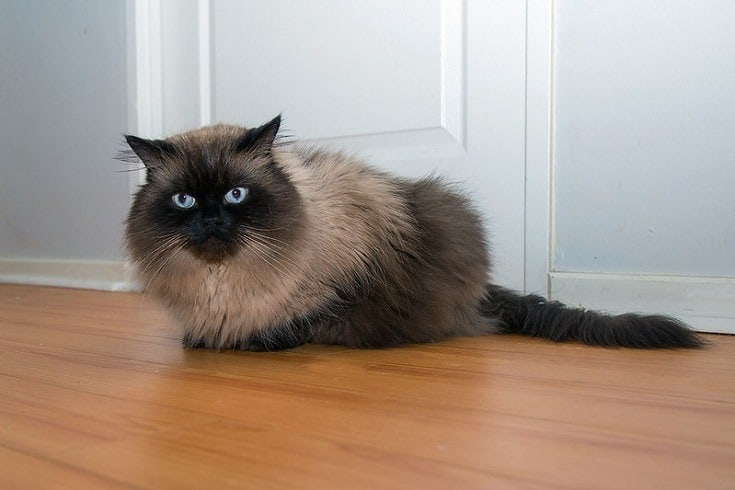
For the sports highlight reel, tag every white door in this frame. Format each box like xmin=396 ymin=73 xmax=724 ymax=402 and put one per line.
xmin=130 ymin=1 xmax=734 ymax=333
xmin=131 ymin=0 xmax=532 ymax=291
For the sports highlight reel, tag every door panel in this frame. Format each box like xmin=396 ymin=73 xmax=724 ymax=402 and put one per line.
xmin=212 ymin=0 xmax=442 ymax=138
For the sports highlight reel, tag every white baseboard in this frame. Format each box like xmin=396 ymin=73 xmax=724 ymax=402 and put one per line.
xmin=3 ymin=260 xmax=732 ymax=333
xmin=550 ymin=272 xmax=735 ymax=334
xmin=0 ymin=259 xmax=137 ymax=292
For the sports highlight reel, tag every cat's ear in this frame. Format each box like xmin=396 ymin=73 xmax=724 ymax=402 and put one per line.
xmin=235 ymin=115 xmax=281 ymax=156
xmin=124 ymin=135 xmax=176 ymax=168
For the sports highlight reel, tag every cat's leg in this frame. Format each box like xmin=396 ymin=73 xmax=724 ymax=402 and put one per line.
xmin=181 ymin=332 xmax=207 ymax=349
xmin=181 ymin=321 xmax=312 ymax=351
xmin=233 ymin=320 xmax=314 ymax=352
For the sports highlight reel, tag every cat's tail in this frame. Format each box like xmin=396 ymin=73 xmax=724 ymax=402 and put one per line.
xmin=480 ymin=284 xmax=704 ymax=348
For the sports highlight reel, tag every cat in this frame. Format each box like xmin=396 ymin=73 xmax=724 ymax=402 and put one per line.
xmin=123 ymin=115 xmax=703 ymax=351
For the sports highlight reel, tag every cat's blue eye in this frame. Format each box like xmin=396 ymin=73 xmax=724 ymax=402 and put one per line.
xmin=172 ymin=192 xmax=196 ymax=209
xmin=224 ymin=186 xmax=248 ymax=205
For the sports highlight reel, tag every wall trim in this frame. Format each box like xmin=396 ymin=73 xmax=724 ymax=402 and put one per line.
xmin=523 ymin=0 xmax=553 ymax=297
xmin=440 ymin=0 xmax=465 ymax=147
xmin=550 ymin=271 xmax=735 ymax=334
xmin=0 ymin=259 xmax=136 ymax=292
xmin=198 ymin=0 xmax=213 ymax=125
xmin=126 ymin=0 xmax=163 ymax=192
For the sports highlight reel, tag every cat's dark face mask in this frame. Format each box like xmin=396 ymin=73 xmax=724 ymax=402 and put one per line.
xmin=159 ymin=174 xmax=284 ymax=261
xmin=124 ymin=115 xmax=302 ymax=263
xmin=163 ymin=184 xmax=255 ymax=261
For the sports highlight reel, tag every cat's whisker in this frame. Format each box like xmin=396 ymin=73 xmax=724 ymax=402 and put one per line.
xmin=248 ymin=241 xmax=301 ymax=275
xmin=242 ymin=224 xmax=291 ymax=237
xmin=241 ymin=229 xmax=301 ymax=269
xmin=146 ymin=242 xmax=187 ymax=280
xmin=115 ymin=167 xmax=147 ymax=173
xmin=240 ymin=236 xmax=291 ymax=277
xmin=136 ymin=235 xmax=185 ymax=274
xmin=249 ymin=236 xmax=301 ymax=273
xmin=243 ymin=234 xmax=293 ymax=270
xmin=141 ymin=235 xmax=179 ymax=259
xmin=246 ymin=236 xmax=297 ymax=268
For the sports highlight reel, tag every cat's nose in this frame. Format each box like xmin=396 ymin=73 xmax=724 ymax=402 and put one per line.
xmin=202 ymin=216 xmax=230 ymax=236
xmin=203 ymin=216 xmax=222 ymax=226
xmin=203 ymin=218 xmax=227 ymax=234
xmin=201 ymin=207 xmax=224 ymax=225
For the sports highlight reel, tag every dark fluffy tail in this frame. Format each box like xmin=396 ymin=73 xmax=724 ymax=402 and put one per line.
xmin=481 ymin=284 xmax=704 ymax=348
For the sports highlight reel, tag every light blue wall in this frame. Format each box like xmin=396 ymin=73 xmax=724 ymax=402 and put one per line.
xmin=0 ymin=0 xmax=129 ymax=261
xmin=553 ymin=1 xmax=735 ymax=277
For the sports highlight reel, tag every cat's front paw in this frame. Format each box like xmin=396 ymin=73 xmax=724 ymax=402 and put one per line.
xmin=233 ymin=326 xmax=311 ymax=352
xmin=232 ymin=335 xmax=305 ymax=352
xmin=181 ymin=323 xmax=312 ymax=352
xmin=182 ymin=333 xmax=207 ymax=349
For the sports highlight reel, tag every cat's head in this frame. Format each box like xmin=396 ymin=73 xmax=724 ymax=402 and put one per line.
xmin=124 ymin=115 xmax=303 ymax=266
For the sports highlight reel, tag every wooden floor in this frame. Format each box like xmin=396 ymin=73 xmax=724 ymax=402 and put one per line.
xmin=0 ymin=285 xmax=733 ymax=489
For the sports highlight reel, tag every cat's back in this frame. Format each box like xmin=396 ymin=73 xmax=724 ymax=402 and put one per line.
xmin=282 ymin=146 xmax=411 ymax=233
xmin=284 ymin=144 xmax=489 ymax=280
xmin=289 ymin=145 xmax=400 ymax=196
xmin=284 ymin=145 xmax=487 ymax=251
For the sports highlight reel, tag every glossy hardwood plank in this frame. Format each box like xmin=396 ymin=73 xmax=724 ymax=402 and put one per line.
xmin=0 ymin=445 xmax=133 ymax=490
xmin=0 ymin=284 xmax=733 ymax=489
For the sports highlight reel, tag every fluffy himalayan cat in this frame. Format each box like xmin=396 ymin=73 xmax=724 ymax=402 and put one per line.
xmin=123 ymin=115 xmax=702 ymax=351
